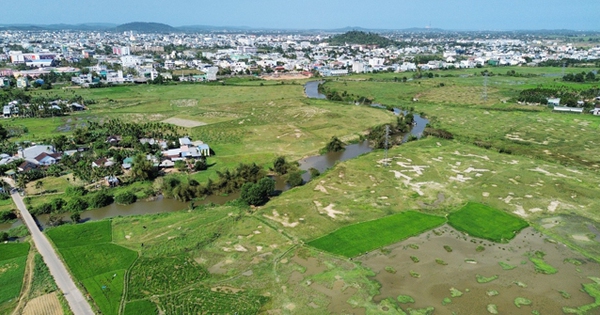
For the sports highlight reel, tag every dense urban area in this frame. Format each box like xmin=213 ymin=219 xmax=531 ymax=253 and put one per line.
xmin=1 ymin=22 xmax=600 ymax=315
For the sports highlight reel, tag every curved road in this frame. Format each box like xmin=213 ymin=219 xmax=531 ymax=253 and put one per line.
xmin=5 ymin=179 xmax=95 ymax=315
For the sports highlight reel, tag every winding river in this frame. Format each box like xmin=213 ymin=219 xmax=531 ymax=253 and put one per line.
xmin=2 ymin=81 xmax=428 ymax=230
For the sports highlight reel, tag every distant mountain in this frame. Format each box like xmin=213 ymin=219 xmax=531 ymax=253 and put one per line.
xmin=326 ymin=31 xmax=397 ymax=46
xmin=115 ymin=22 xmax=176 ymax=33
xmin=0 ymin=23 xmax=116 ymax=31
xmin=177 ymin=24 xmax=252 ymax=32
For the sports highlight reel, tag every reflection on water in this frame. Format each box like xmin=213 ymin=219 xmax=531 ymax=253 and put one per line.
xmin=358 ymin=225 xmax=599 ymax=314
xmin=304 ymin=81 xmax=326 ymax=99
xmin=0 ymin=219 xmax=23 ymax=232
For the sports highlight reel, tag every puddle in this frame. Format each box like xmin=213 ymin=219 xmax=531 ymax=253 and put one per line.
xmin=357 ymin=225 xmax=599 ymax=314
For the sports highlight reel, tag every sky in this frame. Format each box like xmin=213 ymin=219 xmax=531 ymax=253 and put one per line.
xmin=3 ymin=0 xmax=599 ymax=31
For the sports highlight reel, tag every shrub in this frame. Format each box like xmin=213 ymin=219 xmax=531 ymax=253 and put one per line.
xmin=286 ymin=171 xmax=304 ymax=188
xmin=87 ymin=190 xmax=114 ymax=209
xmin=115 ymin=191 xmax=137 ymax=205
xmin=65 ymin=185 xmax=87 ymax=197
xmin=241 ymin=177 xmax=274 ymax=206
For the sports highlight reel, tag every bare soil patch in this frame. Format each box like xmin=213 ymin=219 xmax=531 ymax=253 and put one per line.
xmin=162 ymin=117 xmax=207 ymax=128
xmin=22 ymin=292 xmax=62 ymax=315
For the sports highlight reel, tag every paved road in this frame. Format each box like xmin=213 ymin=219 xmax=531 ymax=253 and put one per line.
xmin=5 ymin=179 xmax=95 ymax=315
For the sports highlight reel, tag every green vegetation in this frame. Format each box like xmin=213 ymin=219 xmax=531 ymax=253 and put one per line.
xmin=326 ymin=31 xmax=397 ymax=47
xmin=499 ymin=261 xmax=517 ymax=270
xmin=410 ymin=256 xmax=420 ymax=263
xmin=476 ymin=274 xmax=499 ymax=283
xmin=448 ymin=202 xmax=528 ymax=242
xmin=124 ymin=300 xmax=158 ymax=315
xmin=514 ymin=297 xmax=532 ymax=308
xmin=30 ymin=254 xmax=58 ymax=297
xmin=487 ymin=290 xmax=499 ymax=297
xmin=0 ymin=242 xmax=29 ymax=313
xmin=308 ymin=211 xmax=445 ymax=257
xmin=324 ymin=136 xmax=345 ymax=152
xmin=529 ymin=256 xmax=558 ymax=274
xmin=442 ymin=297 xmax=451 ymax=305
xmin=397 ymin=295 xmax=415 ymax=304
xmin=450 ymin=288 xmax=463 ymax=297
xmin=47 ymin=221 xmax=136 ymax=315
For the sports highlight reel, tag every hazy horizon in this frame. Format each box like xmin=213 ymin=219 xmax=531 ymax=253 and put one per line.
xmin=3 ymin=0 xmax=599 ymax=31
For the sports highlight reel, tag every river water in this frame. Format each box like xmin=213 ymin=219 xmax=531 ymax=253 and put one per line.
xmin=1 ymin=81 xmax=427 ymax=230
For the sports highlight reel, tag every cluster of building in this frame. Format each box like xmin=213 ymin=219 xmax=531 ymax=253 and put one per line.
xmin=0 ymin=29 xmax=599 ymax=85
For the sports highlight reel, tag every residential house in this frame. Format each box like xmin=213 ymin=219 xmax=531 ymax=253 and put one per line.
xmin=19 ymin=145 xmax=55 ymax=160
xmin=34 ymin=152 xmax=59 ymax=166
xmin=104 ymin=176 xmax=119 ymax=187
xmin=18 ymin=161 xmax=37 ymax=172
xmin=547 ymin=98 xmax=561 ymax=107
xmin=92 ymin=158 xmax=115 ymax=168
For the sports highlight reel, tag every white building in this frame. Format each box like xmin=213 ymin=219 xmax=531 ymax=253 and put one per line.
xmin=121 ymin=55 xmax=141 ymax=68
xmin=352 ymin=61 xmax=365 ymax=73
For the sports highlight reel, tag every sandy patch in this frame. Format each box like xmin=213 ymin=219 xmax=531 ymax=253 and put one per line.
xmin=256 ymin=246 xmax=263 ymax=252
xmin=211 ymin=286 xmax=242 ymax=293
xmin=463 ymin=167 xmax=489 ymax=173
xmin=162 ymin=117 xmax=206 ymax=128
xmin=449 ymin=174 xmax=472 ymax=183
xmin=482 ymin=192 xmax=490 ymax=197
xmin=572 ymin=235 xmax=592 ymax=241
xmin=234 ymin=244 xmax=248 ymax=252
xmin=548 ymin=201 xmax=559 ymax=212
xmin=170 ymin=99 xmax=198 ymax=107
xmin=453 ymin=151 xmax=490 ymax=160
xmin=530 ymin=167 xmax=570 ymax=179
xmin=314 ymin=184 xmax=329 ymax=194
xmin=390 ymin=170 xmax=412 ymax=181
xmin=513 ymin=205 xmax=528 ymax=217
xmin=263 ymin=210 xmax=299 ymax=227
xmin=314 ymin=201 xmax=345 ymax=218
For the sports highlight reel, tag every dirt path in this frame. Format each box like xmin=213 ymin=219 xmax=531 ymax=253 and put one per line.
xmin=12 ymin=247 xmax=36 ymax=315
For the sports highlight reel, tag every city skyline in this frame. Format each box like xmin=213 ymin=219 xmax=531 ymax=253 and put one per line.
xmin=2 ymin=0 xmax=599 ymax=31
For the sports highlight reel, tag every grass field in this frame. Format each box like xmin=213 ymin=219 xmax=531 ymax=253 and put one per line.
xmin=0 ymin=242 xmax=30 ymax=313
xmin=308 ymin=211 xmax=446 ymax=257
xmin=448 ymin=202 xmax=529 ymax=242
xmin=47 ymin=221 xmax=136 ymax=315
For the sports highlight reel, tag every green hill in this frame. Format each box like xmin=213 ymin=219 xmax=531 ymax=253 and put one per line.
xmin=326 ymin=31 xmax=397 ymax=46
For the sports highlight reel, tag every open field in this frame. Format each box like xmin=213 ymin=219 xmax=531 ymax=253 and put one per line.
xmin=448 ymin=202 xmax=528 ymax=242
xmin=0 ymin=242 xmax=30 ymax=314
xmin=308 ymin=211 xmax=445 ymax=257
xmin=9 ymin=67 xmax=600 ymax=313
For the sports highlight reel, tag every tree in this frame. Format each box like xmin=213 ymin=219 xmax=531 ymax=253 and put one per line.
xmin=175 ymin=160 xmax=187 ymax=172
xmin=309 ymin=167 xmax=320 ymax=178
xmin=286 ymin=171 xmax=304 ymax=188
xmin=70 ymin=211 xmax=81 ymax=223
xmin=193 ymin=159 xmax=207 ymax=171
xmin=241 ymin=177 xmax=274 ymax=206
xmin=87 ymin=190 xmax=114 ymax=208
xmin=131 ymin=154 xmax=156 ymax=181
xmin=35 ymin=180 xmax=44 ymax=193
xmin=0 ymin=124 xmax=7 ymax=141
xmin=273 ymin=156 xmax=288 ymax=175
xmin=325 ymin=136 xmax=345 ymax=152
xmin=115 ymin=191 xmax=137 ymax=205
